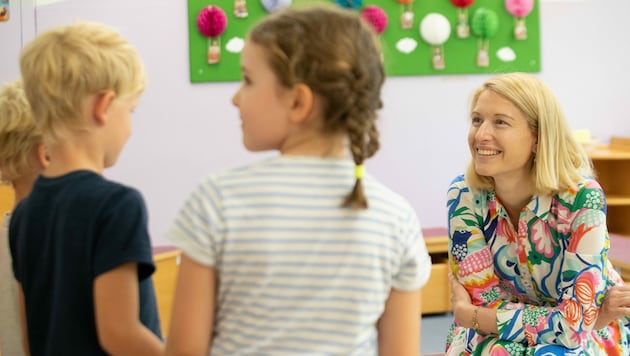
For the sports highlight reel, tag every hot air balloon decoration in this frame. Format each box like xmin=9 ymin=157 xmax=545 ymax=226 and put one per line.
xmin=260 ymin=0 xmax=292 ymax=13
xmin=419 ymin=13 xmax=451 ymax=70
xmin=395 ymin=0 xmax=415 ymax=29
xmin=505 ymin=0 xmax=533 ymax=40
xmin=197 ymin=5 xmax=228 ymax=64
xmin=471 ymin=7 xmax=499 ymax=68
xmin=361 ymin=5 xmax=388 ymax=35
xmin=450 ymin=0 xmax=475 ymax=38
xmin=234 ymin=0 xmax=248 ymax=18
xmin=0 ymin=3 xmax=9 ymax=22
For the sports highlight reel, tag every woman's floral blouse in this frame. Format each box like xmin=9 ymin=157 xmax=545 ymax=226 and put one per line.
xmin=445 ymin=174 xmax=630 ymax=356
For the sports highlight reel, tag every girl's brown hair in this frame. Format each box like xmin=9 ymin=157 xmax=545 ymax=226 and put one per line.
xmin=248 ymin=5 xmax=385 ymax=209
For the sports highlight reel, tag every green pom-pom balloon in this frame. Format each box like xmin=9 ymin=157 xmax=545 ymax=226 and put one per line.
xmin=471 ymin=7 xmax=499 ymax=39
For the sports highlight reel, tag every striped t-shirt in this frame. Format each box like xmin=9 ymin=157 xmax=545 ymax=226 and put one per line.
xmin=167 ymin=156 xmax=431 ymax=355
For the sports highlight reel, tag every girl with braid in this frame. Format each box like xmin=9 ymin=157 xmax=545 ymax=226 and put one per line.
xmin=165 ymin=5 xmax=431 ymax=356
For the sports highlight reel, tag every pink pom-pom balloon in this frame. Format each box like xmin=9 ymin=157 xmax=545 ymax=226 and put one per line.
xmin=361 ymin=5 xmax=388 ymax=35
xmin=197 ymin=5 xmax=227 ymax=38
xmin=505 ymin=0 xmax=533 ymax=18
xmin=450 ymin=0 xmax=475 ymax=8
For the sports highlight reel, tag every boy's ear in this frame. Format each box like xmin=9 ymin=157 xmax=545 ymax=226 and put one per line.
xmin=92 ymin=91 xmax=116 ymax=125
xmin=288 ymin=83 xmax=314 ymax=124
xmin=35 ymin=144 xmax=50 ymax=170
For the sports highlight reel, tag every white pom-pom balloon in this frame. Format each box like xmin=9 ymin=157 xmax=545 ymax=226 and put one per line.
xmin=260 ymin=0 xmax=292 ymax=13
xmin=419 ymin=13 xmax=451 ymax=46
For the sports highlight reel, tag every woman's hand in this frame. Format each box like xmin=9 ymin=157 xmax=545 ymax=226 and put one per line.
xmin=448 ymin=273 xmax=499 ymax=334
xmin=449 ymin=273 xmax=472 ymax=308
xmin=594 ymin=285 xmax=630 ymax=329
xmin=449 ymin=273 xmax=474 ymax=327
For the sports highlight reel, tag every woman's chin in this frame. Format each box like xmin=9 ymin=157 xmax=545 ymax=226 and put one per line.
xmin=474 ymin=166 xmax=494 ymax=178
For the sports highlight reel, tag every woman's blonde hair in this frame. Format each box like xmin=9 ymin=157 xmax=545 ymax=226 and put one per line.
xmin=0 ymin=80 xmax=42 ymax=183
xmin=20 ymin=21 xmax=146 ymax=143
xmin=465 ymin=72 xmax=592 ymax=195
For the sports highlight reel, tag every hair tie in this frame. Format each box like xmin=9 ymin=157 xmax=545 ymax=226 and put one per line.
xmin=354 ymin=164 xmax=365 ymax=179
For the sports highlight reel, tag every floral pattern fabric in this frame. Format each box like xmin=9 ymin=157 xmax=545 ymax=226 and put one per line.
xmin=445 ymin=175 xmax=630 ymax=355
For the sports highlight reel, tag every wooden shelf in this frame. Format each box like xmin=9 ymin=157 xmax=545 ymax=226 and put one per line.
xmin=589 ymin=137 xmax=630 ymax=237
xmin=0 ymin=184 xmax=14 ymax=216
xmin=152 ymin=246 xmax=181 ymax=338
xmin=421 ymin=227 xmax=451 ymax=315
xmin=605 ymin=196 xmax=630 ymax=206
xmin=587 ymin=147 xmax=630 ymax=160
xmin=590 ymin=137 xmax=630 ymax=277
xmin=425 ymin=235 xmax=448 ymax=254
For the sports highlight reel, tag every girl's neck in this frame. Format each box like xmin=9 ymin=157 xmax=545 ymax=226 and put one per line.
xmin=281 ymin=130 xmax=347 ymax=158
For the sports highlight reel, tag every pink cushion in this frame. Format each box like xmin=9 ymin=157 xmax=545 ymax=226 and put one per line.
xmin=422 ymin=227 xmax=448 ymax=238
xmin=152 ymin=245 xmax=179 ymax=255
xmin=609 ymin=234 xmax=630 ymax=264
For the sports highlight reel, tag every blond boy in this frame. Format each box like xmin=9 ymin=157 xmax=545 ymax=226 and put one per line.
xmin=9 ymin=22 xmax=164 ymax=355
xmin=0 ymin=80 xmax=45 ymax=356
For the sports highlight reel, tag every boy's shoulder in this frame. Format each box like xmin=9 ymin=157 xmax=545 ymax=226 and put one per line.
xmin=42 ymin=170 xmax=136 ymax=192
xmin=27 ymin=170 xmax=144 ymax=209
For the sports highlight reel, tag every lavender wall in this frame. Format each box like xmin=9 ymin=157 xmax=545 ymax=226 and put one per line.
xmin=1 ymin=0 xmax=628 ymax=246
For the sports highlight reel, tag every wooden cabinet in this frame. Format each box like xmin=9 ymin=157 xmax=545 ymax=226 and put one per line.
xmin=421 ymin=228 xmax=451 ymax=315
xmin=588 ymin=137 xmax=630 ymax=236
xmin=152 ymin=246 xmax=181 ymax=338
xmin=0 ymin=184 xmax=14 ymax=216
xmin=588 ymin=136 xmax=630 ymax=282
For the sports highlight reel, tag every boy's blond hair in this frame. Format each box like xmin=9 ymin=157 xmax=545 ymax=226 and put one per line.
xmin=20 ymin=21 xmax=146 ymax=143
xmin=0 ymin=80 xmax=41 ymax=183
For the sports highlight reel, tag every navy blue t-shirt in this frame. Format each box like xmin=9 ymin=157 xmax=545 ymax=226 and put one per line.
xmin=9 ymin=170 xmax=161 ymax=355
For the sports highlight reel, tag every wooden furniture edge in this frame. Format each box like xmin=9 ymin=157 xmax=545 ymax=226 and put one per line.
xmin=609 ymin=234 xmax=630 ymax=268
xmin=153 ymin=249 xmax=181 ymax=263
xmin=423 ymin=227 xmax=449 ymax=254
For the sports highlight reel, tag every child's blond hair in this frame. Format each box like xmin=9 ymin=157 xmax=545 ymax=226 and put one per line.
xmin=0 ymin=80 xmax=41 ymax=183
xmin=20 ymin=21 xmax=146 ymax=143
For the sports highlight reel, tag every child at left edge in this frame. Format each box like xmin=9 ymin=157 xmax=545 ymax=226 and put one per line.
xmin=0 ymin=80 xmax=46 ymax=356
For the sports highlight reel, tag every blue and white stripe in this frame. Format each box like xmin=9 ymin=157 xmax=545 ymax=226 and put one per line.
xmin=168 ymin=156 xmax=431 ymax=355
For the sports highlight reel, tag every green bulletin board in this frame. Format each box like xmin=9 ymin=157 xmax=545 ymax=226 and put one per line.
xmin=188 ymin=0 xmax=540 ymax=83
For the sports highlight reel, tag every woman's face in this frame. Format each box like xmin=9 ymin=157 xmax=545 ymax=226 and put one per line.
xmin=468 ymin=90 xmax=537 ymax=186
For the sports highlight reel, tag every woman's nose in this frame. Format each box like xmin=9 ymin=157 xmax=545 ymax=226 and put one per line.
xmin=475 ymin=122 xmax=493 ymax=140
